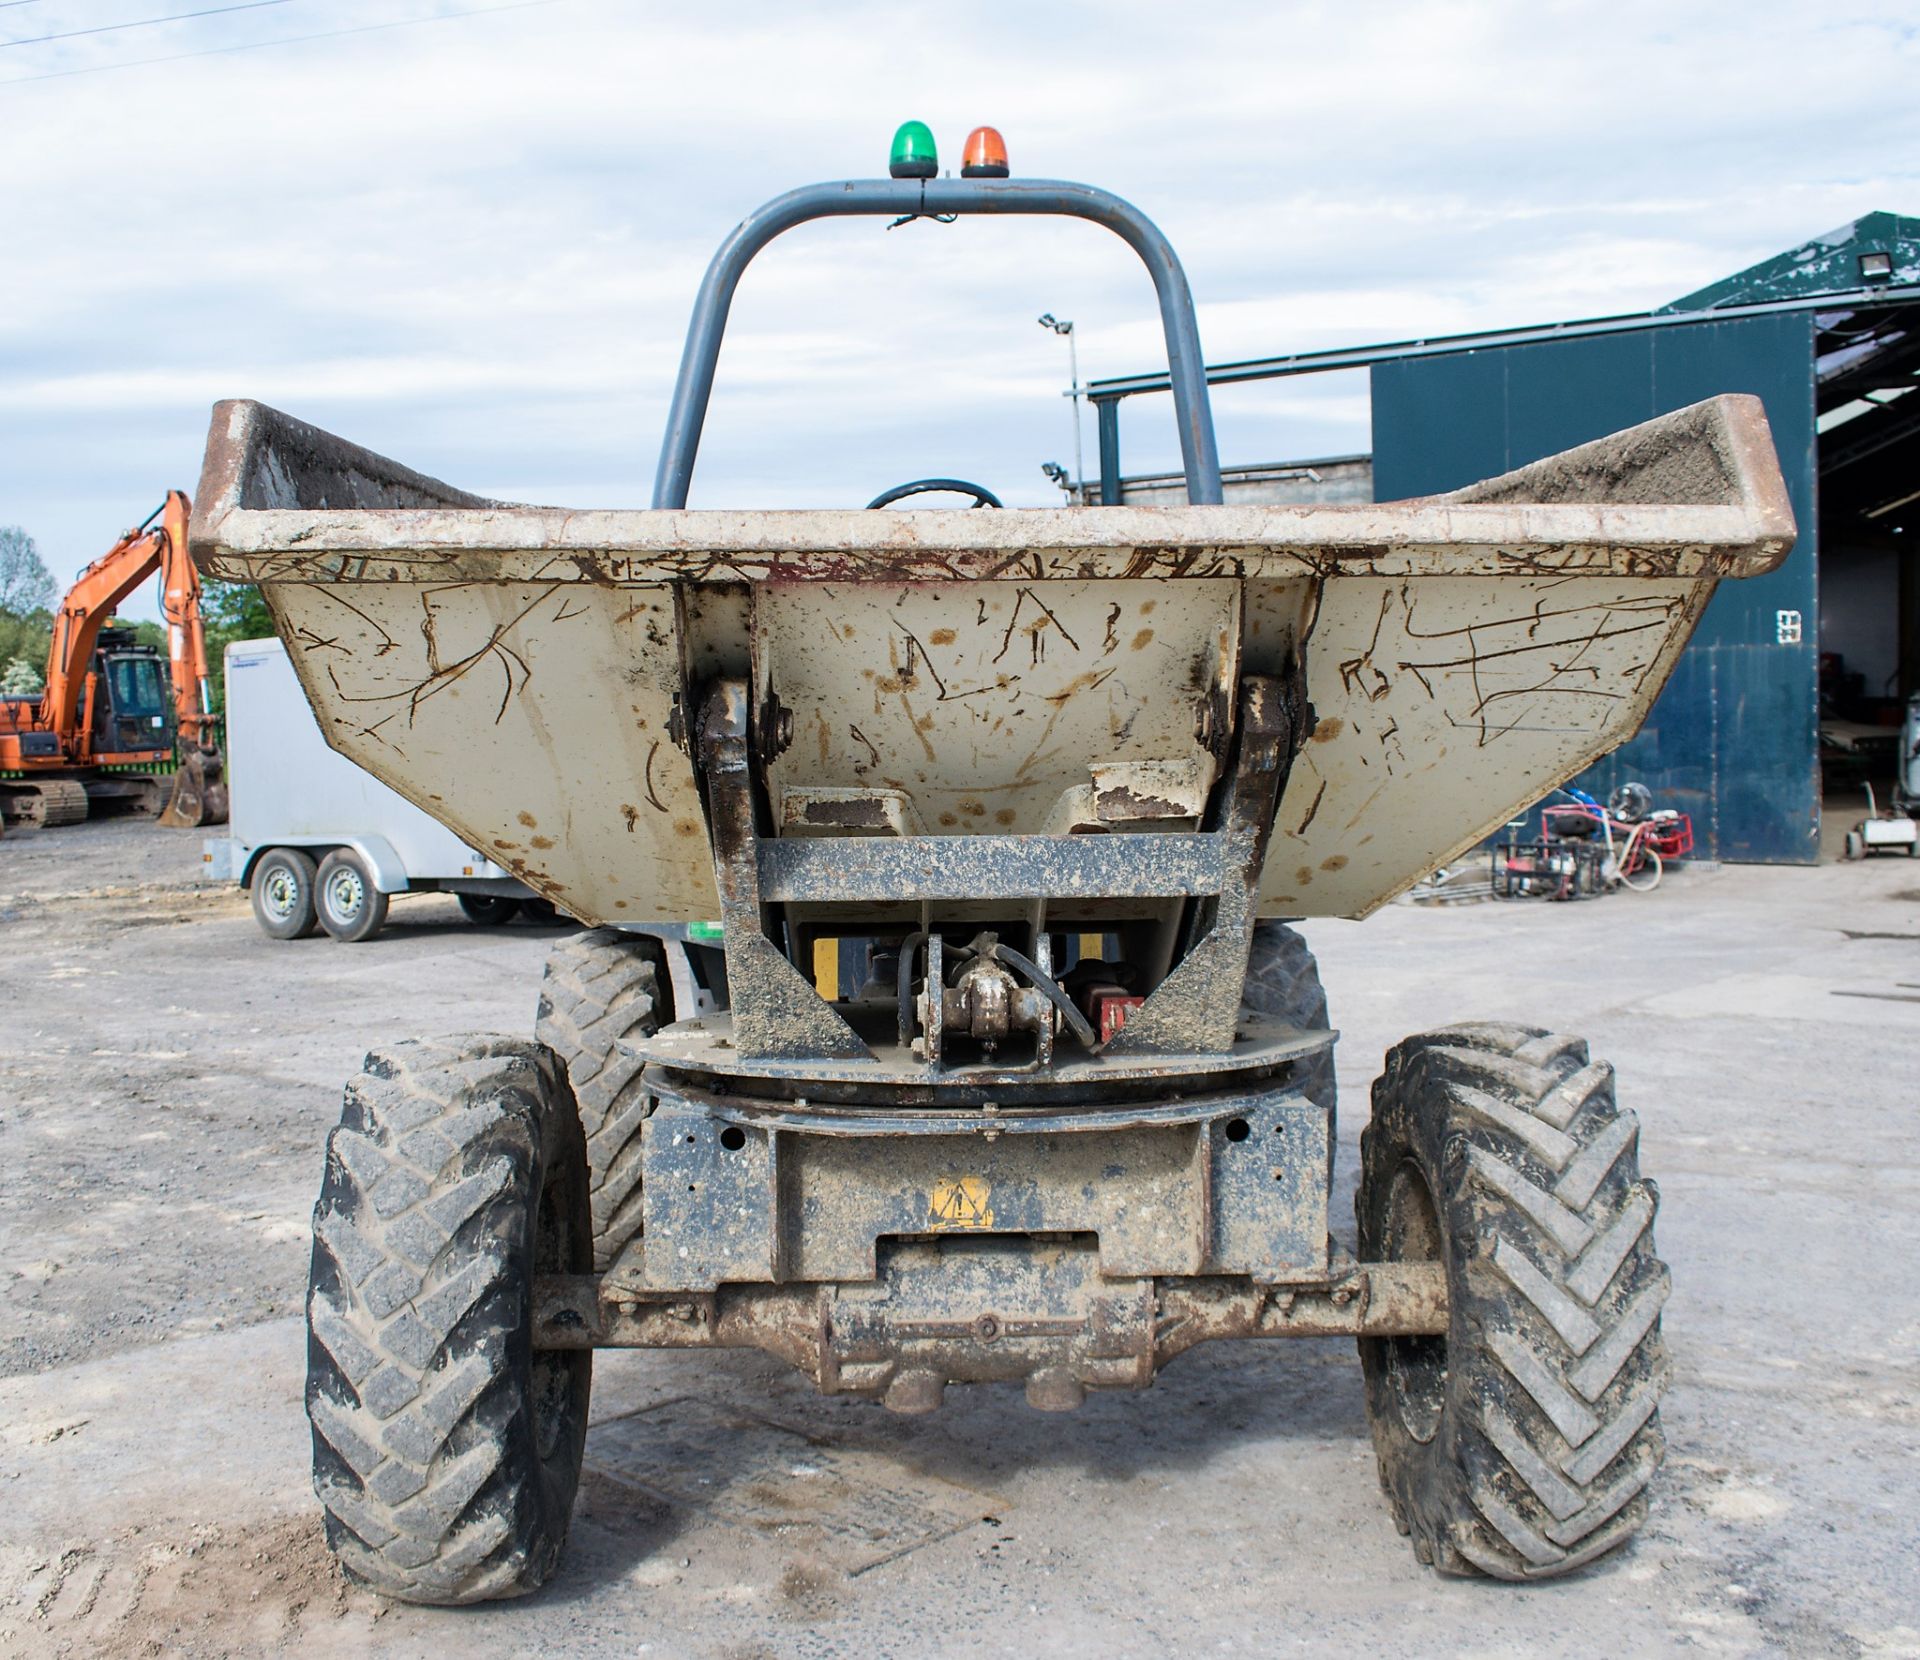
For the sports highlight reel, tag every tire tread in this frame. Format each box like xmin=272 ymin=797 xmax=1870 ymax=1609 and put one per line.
xmin=1359 ymin=1022 xmax=1669 ymax=1581
xmin=535 ymin=929 xmax=667 ymax=1271
xmin=306 ymin=1037 xmax=584 ymax=1603
xmin=1242 ymin=921 xmax=1336 ymax=1114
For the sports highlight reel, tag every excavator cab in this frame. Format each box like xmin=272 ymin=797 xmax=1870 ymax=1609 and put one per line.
xmin=94 ymin=630 xmax=175 ymax=761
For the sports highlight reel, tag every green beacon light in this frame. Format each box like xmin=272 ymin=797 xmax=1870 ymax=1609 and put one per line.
xmin=888 ymin=120 xmax=938 ymax=180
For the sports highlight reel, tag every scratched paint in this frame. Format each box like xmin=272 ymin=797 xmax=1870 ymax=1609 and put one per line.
xmin=757 ymin=579 xmax=1235 ymax=840
xmin=1263 ymin=573 xmax=1711 ymax=915
xmin=264 ymin=577 xmax=719 ymax=922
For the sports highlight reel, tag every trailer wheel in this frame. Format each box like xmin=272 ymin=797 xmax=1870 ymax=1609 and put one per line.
xmin=306 ymin=1037 xmax=592 ymax=1604
xmin=252 ymin=846 xmax=320 ymax=940
xmin=460 ymin=894 xmax=522 ymax=927
xmin=1357 ymin=1024 xmax=1669 ymax=1580
xmin=1242 ymin=921 xmax=1335 ymax=1114
xmin=535 ymin=930 xmax=672 ymax=1271
xmin=317 ymin=848 xmax=390 ymax=943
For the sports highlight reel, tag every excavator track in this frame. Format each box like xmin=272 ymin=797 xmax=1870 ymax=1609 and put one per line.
xmin=2 ymin=778 xmax=90 ymax=829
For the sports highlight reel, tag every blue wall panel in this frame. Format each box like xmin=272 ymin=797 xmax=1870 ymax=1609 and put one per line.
xmin=1371 ymin=312 xmax=1818 ymax=862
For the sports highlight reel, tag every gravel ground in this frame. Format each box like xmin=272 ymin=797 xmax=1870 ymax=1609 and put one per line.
xmin=1 ymin=817 xmax=1916 ymax=1658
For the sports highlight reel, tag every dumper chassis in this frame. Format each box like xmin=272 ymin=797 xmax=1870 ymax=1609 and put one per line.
xmin=194 ymin=164 xmax=1792 ymax=1602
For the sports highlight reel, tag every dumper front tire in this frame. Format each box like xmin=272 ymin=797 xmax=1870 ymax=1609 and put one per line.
xmin=1357 ymin=1024 xmax=1669 ymax=1580
xmin=306 ymin=1037 xmax=592 ymax=1604
xmin=535 ymin=929 xmax=673 ymax=1272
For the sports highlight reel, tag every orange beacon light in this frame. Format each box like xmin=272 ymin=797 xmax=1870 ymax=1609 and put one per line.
xmin=960 ymin=126 xmax=1010 ymax=179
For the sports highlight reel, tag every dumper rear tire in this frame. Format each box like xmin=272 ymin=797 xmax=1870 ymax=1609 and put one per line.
xmin=1242 ymin=921 xmax=1335 ymax=1114
xmin=305 ymin=1037 xmax=592 ymax=1604
xmin=1357 ymin=1024 xmax=1669 ymax=1580
xmin=535 ymin=930 xmax=674 ymax=1272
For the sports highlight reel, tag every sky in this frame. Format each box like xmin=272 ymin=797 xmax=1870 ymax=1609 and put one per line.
xmin=2 ymin=0 xmax=1917 ymax=615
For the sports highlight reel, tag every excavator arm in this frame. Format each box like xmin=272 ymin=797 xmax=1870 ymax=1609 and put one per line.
xmin=41 ymin=491 xmax=212 ymax=745
xmin=159 ymin=494 xmax=218 ymax=752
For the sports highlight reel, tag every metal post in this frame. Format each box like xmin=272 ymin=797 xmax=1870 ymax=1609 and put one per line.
xmin=1066 ymin=325 xmax=1085 ymax=496
xmin=1039 ymin=313 xmax=1085 ymax=499
xmin=1097 ymin=398 xmax=1122 ymax=506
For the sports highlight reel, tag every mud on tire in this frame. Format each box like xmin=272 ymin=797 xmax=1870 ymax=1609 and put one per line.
xmin=1242 ymin=921 xmax=1335 ymax=1116
xmin=534 ymin=929 xmax=671 ymax=1272
xmin=305 ymin=1037 xmax=592 ymax=1604
xmin=1357 ymin=1023 xmax=1670 ymax=1580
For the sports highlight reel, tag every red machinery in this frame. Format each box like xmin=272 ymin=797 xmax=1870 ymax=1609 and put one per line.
xmin=1495 ymin=786 xmax=1693 ymax=899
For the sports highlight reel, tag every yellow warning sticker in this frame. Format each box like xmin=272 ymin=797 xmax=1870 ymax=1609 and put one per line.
xmin=927 ymin=1175 xmax=994 ymax=1231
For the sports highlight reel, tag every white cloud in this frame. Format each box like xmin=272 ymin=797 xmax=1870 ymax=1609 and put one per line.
xmin=1 ymin=0 xmax=1916 ymax=604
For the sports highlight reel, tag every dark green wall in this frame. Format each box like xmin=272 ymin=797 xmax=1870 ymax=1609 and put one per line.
xmin=1370 ymin=312 xmax=1819 ymax=862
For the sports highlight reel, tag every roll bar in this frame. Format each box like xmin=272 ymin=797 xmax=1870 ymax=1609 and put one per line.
xmin=652 ymin=178 xmax=1223 ymax=509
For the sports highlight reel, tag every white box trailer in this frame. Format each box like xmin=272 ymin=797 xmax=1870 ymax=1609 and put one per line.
xmin=203 ymin=636 xmax=537 ymax=941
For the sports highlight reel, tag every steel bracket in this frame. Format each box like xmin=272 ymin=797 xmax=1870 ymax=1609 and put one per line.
xmin=695 ymin=679 xmax=869 ymax=1061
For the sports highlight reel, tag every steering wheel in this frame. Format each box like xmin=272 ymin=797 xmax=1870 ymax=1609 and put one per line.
xmin=865 ymin=477 xmax=1003 ymax=510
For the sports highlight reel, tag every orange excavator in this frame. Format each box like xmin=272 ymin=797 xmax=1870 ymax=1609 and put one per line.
xmin=0 ymin=490 xmax=227 ymax=831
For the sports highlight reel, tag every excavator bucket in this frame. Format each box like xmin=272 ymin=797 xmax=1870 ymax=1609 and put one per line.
xmin=159 ymin=742 xmax=229 ymax=827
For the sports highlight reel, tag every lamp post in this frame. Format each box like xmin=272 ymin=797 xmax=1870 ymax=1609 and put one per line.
xmin=1037 ymin=313 xmax=1084 ymax=498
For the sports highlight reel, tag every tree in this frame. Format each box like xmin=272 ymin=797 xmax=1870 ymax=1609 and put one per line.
xmin=0 ymin=526 xmax=55 ymax=617
xmin=0 ymin=609 xmax=51 ymax=682
xmin=203 ymin=580 xmax=274 ymax=640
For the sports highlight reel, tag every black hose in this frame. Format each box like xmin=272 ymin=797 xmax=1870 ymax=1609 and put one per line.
xmin=995 ymin=943 xmax=1100 ymax=1051
xmin=896 ymin=931 xmax=927 ymax=1051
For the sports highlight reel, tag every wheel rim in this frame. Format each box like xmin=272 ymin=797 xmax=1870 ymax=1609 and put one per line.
xmin=325 ymin=865 xmax=364 ymax=921
xmin=1382 ymin=1160 xmax=1448 ymax=1444
xmin=262 ymin=866 xmax=300 ymax=921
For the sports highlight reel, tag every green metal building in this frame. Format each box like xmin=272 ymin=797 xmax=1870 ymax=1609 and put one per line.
xmin=1088 ymin=214 xmax=1920 ymax=862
